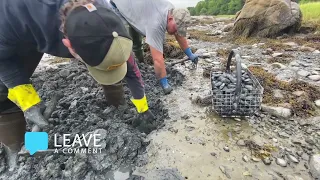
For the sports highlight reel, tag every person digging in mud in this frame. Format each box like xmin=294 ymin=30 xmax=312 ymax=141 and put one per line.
xmin=104 ymin=0 xmax=199 ymax=95
xmin=0 ymin=0 xmax=157 ymax=169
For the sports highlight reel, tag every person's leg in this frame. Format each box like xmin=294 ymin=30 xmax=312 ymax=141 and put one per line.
xmin=129 ymin=27 xmax=144 ymax=63
xmin=0 ymin=50 xmax=43 ymax=113
xmin=125 ymin=53 xmax=145 ymax=100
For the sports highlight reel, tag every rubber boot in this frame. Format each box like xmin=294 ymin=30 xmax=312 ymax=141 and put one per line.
xmin=0 ymin=107 xmax=26 ymax=171
xmin=129 ymin=27 xmax=144 ymax=63
xmin=102 ymin=82 xmax=125 ymax=107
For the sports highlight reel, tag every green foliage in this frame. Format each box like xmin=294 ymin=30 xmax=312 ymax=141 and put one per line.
xmin=188 ymin=0 xmax=320 ymax=16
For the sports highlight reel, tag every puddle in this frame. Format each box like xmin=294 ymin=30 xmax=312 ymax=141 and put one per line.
xmin=205 ymin=110 xmax=252 ymax=141
xmin=105 ymin=165 xmax=134 ymax=180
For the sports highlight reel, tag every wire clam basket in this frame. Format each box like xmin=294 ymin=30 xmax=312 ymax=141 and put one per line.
xmin=211 ymin=50 xmax=264 ymax=117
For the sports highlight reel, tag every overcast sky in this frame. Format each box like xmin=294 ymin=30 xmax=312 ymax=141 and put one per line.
xmin=168 ymin=0 xmax=201 ymax=8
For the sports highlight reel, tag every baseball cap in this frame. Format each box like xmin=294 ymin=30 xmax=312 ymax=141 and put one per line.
xmin=64 ymin=3 xmax=133 ymax=85
xmin=172 ymin=8 xmax=191 ymax=37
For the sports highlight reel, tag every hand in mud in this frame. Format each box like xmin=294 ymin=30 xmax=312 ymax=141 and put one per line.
xmin=24 ymin=104 xmax=49 ymax=130
xmin=131 ymin=110 xmax=157 ymax=134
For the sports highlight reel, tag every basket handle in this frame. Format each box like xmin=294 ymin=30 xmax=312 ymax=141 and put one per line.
xmin=225 ymin=50 xmax=242 ymax=96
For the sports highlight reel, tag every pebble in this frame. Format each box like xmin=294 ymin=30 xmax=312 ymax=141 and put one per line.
xmin=181 ymin=114 xmax=190 ymax=120
xmin=278 ymin=131 xmax=290 ymax=138
xmin=291 ymin=139 xmax=303 ymax=145
xmin=311 ymin=71 xmax=319 ymax=75
xmin=287 ymin=154 xmax=299 ymax=163
xmin=271 ymin=63 xmax=286 ymax=69
xmin=210 ymin=152 xmax=217 ymax=156
xmin=308 ymin=75 xmax=320 ymax=81
xmin=262 ymin=157 xmax=272 ymax=165
xmin=273 ymin=89 xmax=284 ymax=98
xmin=219 ymin=166 xmax=231 ymax=179
xmin=223 ymin=146 xmax=230 ymax=152
xmin=59 ymin=69 xmax=70 ymax=77
xmin=285 ymin=175 xmax=304 ymax=180
xmin=273 ymin=138 xmax=278 ymax=143
xmin=309 ymin=154 xmax=320 ymax=178
xmin=283 ymin=42 xmax=298 ymax=47
xmin=272 ymin=52 xmax=283 ymax=57
xmin=297 ymin=70 xmax=310 ymax=77
xmin=292 ymin=91 xmax=306 ymax=97
xmin=315 ymin=100 xmax=320 ymax=107
xmin=261 ymin=105 xmax=292 ymax=119
xmin=237 ymin=139 xmax=246 ymax=146
xmin=242 ymin=171 xmax=252 ymax=177
xmin=276 ymin=158 xmax=287 ymax=167
xmin=251 ymin=157 xmax=260 ymax=162
xmin=234 ymin=118 xmax=241 ymax=122
xmin=302 ymin=153 xmax=309 ymax=161
xmin=296 ymin=151 xmax=303 ymax=157
xmin=242 ymin=155 xmax=249 ymax=162
xmin=313 ymin=50 xmax=320 ymax=54
xmin=305 ymin=137 xmax=315 ymax=145
xmin=300 ymin=46 xmax=316 ymax=52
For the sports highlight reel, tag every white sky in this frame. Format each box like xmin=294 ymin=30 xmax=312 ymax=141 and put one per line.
xmin=168 ymin=0 xmax=201 ymax=8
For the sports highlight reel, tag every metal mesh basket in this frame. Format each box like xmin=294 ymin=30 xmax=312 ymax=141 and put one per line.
xmin=211 ymin=50 xmax=264 ymax=117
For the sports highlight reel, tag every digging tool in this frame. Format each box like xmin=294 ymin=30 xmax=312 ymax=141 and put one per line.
xmin=166 ymin=54 xmax=210 ymax=69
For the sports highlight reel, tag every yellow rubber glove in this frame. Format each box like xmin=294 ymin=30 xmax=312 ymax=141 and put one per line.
xmin=131 ymin=95 xmax=149 ymax=113
xmin=7 ymin=84 xmax=41 ymax=112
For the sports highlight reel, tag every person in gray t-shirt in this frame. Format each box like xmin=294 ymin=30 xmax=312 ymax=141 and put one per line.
xmin=110 ymin=0 xmax=198 ymax=95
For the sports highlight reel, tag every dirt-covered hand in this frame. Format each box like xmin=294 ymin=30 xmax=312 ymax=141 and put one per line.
xmin=24 ymin=105 xmax=49 ymax=129
xmin=132 ymin=110 xmax=157 ymax=134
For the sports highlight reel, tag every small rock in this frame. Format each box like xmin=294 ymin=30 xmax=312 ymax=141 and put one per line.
xmin=291 ymin=139 xmax=303 ymax=145
xmin=272 ymin=52 xmax=283 ymax=58
xmin=315 ymin=100 xmax=320 ymax=107
xmin=278 ymin=131 xmax=290 ymax=138
xmin=222 ymin=23 xmax=234 ymax=32
xmin=204 ymin=59 xmax=213 ymax=63
xmin=292 ymin=91 xmax=306 ymax=97
xmin=261 ymin=105 xmax=292 ymax=119
xmin=283 ymin=42 xmax=298 ymax=47
xmin=309 ymin=154 xmax=320 ymax=178
xmin=69 ymin=100 xmax=77 ymax=109
xmin=243 ymin=171 xmax=252 ymax=177
xmin=296 ymin=151 xmax=303 ymax=157
xmin=311 ymin=71 xmax=319 ymax=75
xmin=300 ymin=46 xmax=316 ymax=52
xmin=59 ymin=69 xmax=70 ymax=77
xmin=305 ymin=137 xmax=315 ymax=145
xmin=308 ymin=75 xmax=320 ymax=81
xmin=80 ymin=87 xmax=89 ymax=93
xmin=313 ymin=50 xmax=320 ymax=54
xmin=297 ymin=70 xmax=310 ymax=77
xmin=234 ymin=118 xmax=241 ymax=122
xmin=290 ymin=61 xmax=300 ymax=67
xmin=195 ymin=49 xmax=207 ymax=55
xmin=219 ymin=166 xmax=231 ymax=179
xmin=185 ymin=136 xmax=190 ymax=141
xmin=251 ymin=157 xmax=260 ymax=162
xmin=273 ymin=89 xmax=284 ymax=99
xmin=287 ymin=154 xmax=299 ymax=163
xmin=181 ymin=114 xmax=190 ymax=120
xmin=223 ymin=146 xmax=230 ymax=152
xmin=210 ymin=152 xmax=217 ymax=156
xmin=103 ymin=106 xmax=115 ymax=115
xmin=262 ymin=157 xmax=272 ymax=165
xmin=301 ymin=153 xmax=310 ymax=161
xmin=285 ymin=175 xmax=304 ymax=180
xmin=271 ymin=63 xmax=286 ymax=69
xmin=276 ymin=158 xmax=287 ymax=167
xmin=237 ymin=139 xmax=246 ymax=146
xmin=273 ymin=138 xmax=278 ymax=143
xmin=243 ymin=155 xmax=249 ymax=162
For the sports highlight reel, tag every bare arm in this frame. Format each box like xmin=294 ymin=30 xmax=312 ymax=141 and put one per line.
xmin=150 ymin=46 xmax=166 ymax=79
xmin=174 ymin=33 xmax=189 ymax=51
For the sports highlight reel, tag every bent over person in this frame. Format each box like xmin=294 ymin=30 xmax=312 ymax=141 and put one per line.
xmin=0 ymin=0 xmax=156 ymax=169
xmin=104 ymin=0 xmax=199 ymax=95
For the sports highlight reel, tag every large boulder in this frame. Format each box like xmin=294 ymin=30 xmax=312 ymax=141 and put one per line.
xmin=232 ymin=0 xmax=302 ymax=38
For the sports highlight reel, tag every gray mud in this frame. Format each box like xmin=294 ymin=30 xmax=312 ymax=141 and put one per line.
xmin=0 ymin=59 xmax=184 ymax=180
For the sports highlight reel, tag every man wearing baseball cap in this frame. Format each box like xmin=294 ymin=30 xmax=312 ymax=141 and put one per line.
xmin=104 ymin=0 xmax=198 ymax=95
xmin=0 ymin=0 xmax=157 ymax=167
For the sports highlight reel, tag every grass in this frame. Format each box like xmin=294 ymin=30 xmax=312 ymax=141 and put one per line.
xmin=300 ymin=2 xmax=320 ymax=30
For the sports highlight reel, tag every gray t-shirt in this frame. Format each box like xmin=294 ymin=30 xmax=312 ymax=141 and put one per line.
xmin=110 ymin=0 xmax=174 ymax=53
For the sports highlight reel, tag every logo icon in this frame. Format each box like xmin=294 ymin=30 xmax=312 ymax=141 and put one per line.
xmin=25 ymin=132 xmax=48 ymax=155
